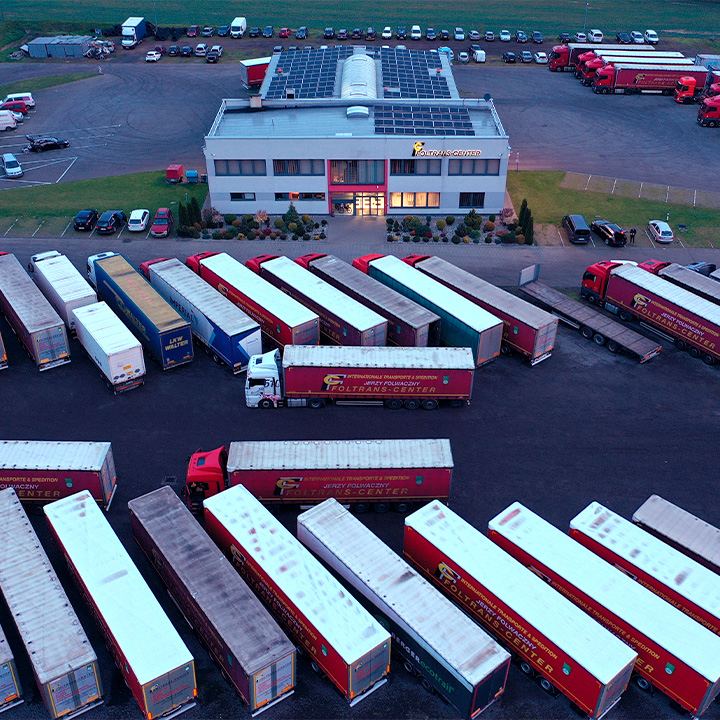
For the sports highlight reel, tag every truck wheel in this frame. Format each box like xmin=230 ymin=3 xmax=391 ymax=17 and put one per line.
xmin=593 ymin=333 xmax=605 ymax=346
xmin=581 ymin=326 xmax=593 ymax=339
xmin=352 ymin=502 xmax=370 ymax=514
xmin=403 ymin=660 xmax=415 ymax=674
xmin=211 ymin=352 xmax=222 ymax=365
xmin=384 ymin=398 xmax=403 ymax=410
xmin=709 ymin=120 xmax=719 ymax=128
xmin=689 ymin=347 xmax=701 ymax=358
xmin=394 ymin=501 xmax=413 ymax=513
xmin=373 ymin=502 xmax=390 ymax=514
xmin=703 ymin=354 xmax=716 ymax=366
xmin=311 ymin=660 xmax=321 ymax=674
xmin=634 ymin=676 xmax=652 ymax=693
xmin=519 ymin=661 xmax=534 ymax=676
xmin=404 ymin=398 xmax=420 ymax=410
xmin=259 ymin=399 xmax=273 ymax=409
xmin=618 ymin=310 xmax=632 ymax=322
xmin=308 ymin=398 xmax=325 ymax=409
xmin=421 ymin=398 xmax=438 ymax=411
xmin=500 ymin=344 xmax=511 ymax=355
xmin=537 ymin=676 xmax=554 ymax=694
xmin=585 ymin=294 xmax=596 ymax=305
xmin=420 ymin=676 xmax=434 ymax=694
xmin=674 ymin=338 xmax=688 ymax=351
xmin=606 ymin=340 xmax=619 ymax=353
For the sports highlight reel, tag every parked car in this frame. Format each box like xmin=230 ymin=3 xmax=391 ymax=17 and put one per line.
xmin=279 ymin=27 xmax=291 ymax=38
xmin=425 ymin=28 xmax=436 ymax=40
xmin=484 ymin=30 xmax=495 ymax=41
xmin=648 ymin=220 xmax=674 ymax=243
xmin=351 ymin=28 xmax=363 ymax=39
xmin=436 ymin=29 xmax=447 ymax=40
xmin=502 ymin=51 xmax=517 ymax=63
xmin=272 ymin=45 xmax=283 ymax=54
xmin=588 ymin=29 xmax=603 ymax=43
xmin=457 ymin=51 xmax=470 ymax=63
xmin=1 ymin=92 xmax=34 ymax=108
xmin=128 ymin=209 xmax=150 ymax=232
xmin=410 ymin=25 xmax=422 ymax=40
xmin=562 ymin=214 xmax=592 ymax=244
xmin=591 ymin=220 xmax=628 ymax=247
xmin=287 ymin=45 xmax=299 ymax=51
xmin=499 ymin=30 xmax=511 ymax=42
xmin=323 ymin=27 xmax=334 ymax=39
xmin=150 ymin=208 xmax=174 ymax=238
xmin=365 ymin=27 xmax=376 ymax=40
xmin=531 ymin=30 xmax=543 ymax=43
xmin=194 ymin=43 xmax=208 ymax=56
xmin=296 ymin=26 xmax=308 ymax=39
xmin=1 ymin=153 xmax=22 ymax=178
xmin=5 ymin=110 xmax=23 ymax=123
xmin=145 ymin=50 xmax=162 ymax=62
xmin=0 ymin=100 xmax=29 ymax=115
xmin=615 ymin=31 xmax=631 ymax=43
xmin=534 ymin=51 xmax=548 ymax=63
xmin=96 ymin=210 xmax=127 ymax=235
xmin=336 ymin=29 xmax=348 ymax=40
xmin=454 ymin=27 xmax=465 ymax=41
xmin=644 ymin=29 xmax=659 ymax=44
xmin=573 ymin=32 xmax=587 ymax=42
xmin=397 ymin=27 xmax=407 ymax=39
xmin=153 ymin=45 xmax=166 ymax=54
xmin=520 ymin=50 xmax=533 ymax=62
xmin=209 ymin=44 xmax=223 ymax=56
xmin=630 ymin=30 xmax=644 ymax=43
xmin=218 ymin=25 xmax=229 ymax=37
xmin=515 ymin=30 xmax=528 ymax=43
xmin=472 ymin=49 xmax=486 ymax=62
xmin=382 ymin=27 xmax=392 ymax=39
xmin=469 ymin=30 xmax=480 ymax=41
xmin=168 ymin=45 xmax=180 ymax=55
xmin=186 ymin=25 xmax=200 ymax=37
xmin=201 ymin=27 xmax=214 ymax=37
xmin=73 ymin=209 xmax=98 ymax=232
xmin=23 ymin=135 xmax=69 ymax=152
xmin=469 ymin=43 xmax=481 ymax=54
xmin=248 ymin=27 xmax=261 ymax=38
xmin=685 ymin=262 xmax=717 ymax=276
xmin=263 ymin=26 xmax=274 ymax=38
xmin=438 ymin=46 xmax=454 ymax=61
xmin=557 ymin=32 xmax=571 ymax=43
xmin=180 ymin=45 xmax=193 ymax=56
xmin=206 ymin=49 xmax=221 ymax=62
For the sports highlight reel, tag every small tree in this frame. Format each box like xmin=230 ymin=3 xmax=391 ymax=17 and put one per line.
xmin=190 ymin=196 xmax=202 ymax=224
xmin=436 ymin=219 xmax=446 ymax=233
xmin=525 ymin=216 xmax=534 ymax=245
xmin=488 ymin=214 xmax=496 ymax=222
xmin=255 ymin=210 xmax=270 ymax=227
xmin=519 ymin=199 xmax=528 ymax=227
xmin=179 ymin=202 xmax=189 ymax=227
xmin=283 ymin=203 xmax=301 ymax=225
xmin=464 ymin=209 xmax=483 ymax=231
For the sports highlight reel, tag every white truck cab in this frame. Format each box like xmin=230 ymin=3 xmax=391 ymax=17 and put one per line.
xmin=245 ymin=350 xmax=283 ymax=407
xmin=28 ymin=250 xmax=62 ymax=272
xmin=86 ymin=252 xmax=118 ymax=289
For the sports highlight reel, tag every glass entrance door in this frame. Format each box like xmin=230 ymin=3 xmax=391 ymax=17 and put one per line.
xmin=356 ymin=193 xmax=385 ymax=216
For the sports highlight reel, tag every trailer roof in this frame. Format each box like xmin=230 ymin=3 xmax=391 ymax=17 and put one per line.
xmin=0 ymin=440 xmax=112 ymax=472
xmin=262 ymin=256 xmax=386 ymax=332
xmin=407 ymin=501 xmax=636 ymax=684
xmin=414 ymin=257 xmax=556 ymax=330
xmin=228 ymin=438 xmax=453 ymax=472
xmin=204 ymin=485 xmax=390 ymax=665
xmin=34 ymin=254 xmax=96 ymax=306
xmin=571 ymin=502 xmax=720 ymax=620
xmin=44 ymin=491 xmax=193 ymax=685
xmin=611 ymin=63 xmax=707 ymax=72
xmin=128 ymin=487 xmax=294 ymax=675
xmin=612 ymin=263 xmax=720 ymax=325
xmin=0 ymin=488 xmax=98 ymax=684
xmin=489 ymin=502 xmax=720 ymax=680
xmin=633 ymin=495 xmax=720 ymax=571
xmin=72 ymin=302 xmax=142 ymax=355
xmin=149 ymin=259 xmax=259 ymax=335
xmin=0 ymin=253 xmax=65 ymax=333
xmin=96 ymin=255 xmax=188 ymax=332
xmin=201 ymin=253 xmax=318 ymax=327
xmin=659 ymin=263 xmax=720 ymax=304
xmin=299 ymin=500 xmax=509 ymax=687
xmin=283 ymin=344 xmax=475 ymax=369
xmin=309 ymin=255 xmax=439 ymax=330
xmin=368 ymin=256 xmax=502 ymax=334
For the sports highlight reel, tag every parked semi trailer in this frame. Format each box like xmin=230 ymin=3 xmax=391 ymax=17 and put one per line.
xmin=489 ymin=502 xmax=720 ymax=717
xmin=353 ymin=254 xmax=502 ymax=365
xmin=581 ymin=260 xmax=720 ymax=364
xmin=518 ymin=264 xmax=661 ymax=362
xmin=28 ymin=251 xmax=96 ymax=333
xmin=71 ymin=302 xmax=145 ymax=394
xmin=186 ymin=252 xmax=319 ymax=347
xmin=633 ymin=495 xmax=720 ymax=576
xmin=0 ymin=618 xmax=22 ymax=714
xmin=575 ymin=49 xmax=685 ymax=78
xmin=141 ymin=257 xmax=261 ymax=372
xmin=639 ymin=259 xmax=720 ymax=306
xmin=403 ymin=500 xmax=637 ymax=719
xmin=0 ymin=253 xmax=70 ymax=370
xmin=296 ymin=253 xmax=441 ymax=347
xmin=404 ymin=255 xmax=557 ymax=364
xmin=0 ymin=488 xmax=102 ymax=719
xmin=298 ymin=498 xmax=511 ymax=718
xmin=577 ymin=55 xmax=693 ymax=85
xmin=87 ymin=252 xmax=193 ymax=370
xmin=592 ymin=63 xmax=709 ymax=94
xmin=129 ymin=487 xmax=296 ymax=715
xmin=239 ymin=57 xmax=271 ymax=88
xmin=0 ymin=440 xmax=117 ymax=509
xmin=204 ymin=484 xmax=391 ymax=705
xmin=570 ymin=501 xmax=720 ymax=636
xmin=45 ymin=491 xmax=198 ymax=720
xmin=183 ymin=438 xmax=453 ymax=514
xmin=548 ymin=42 xmax=653 ymax=72
xmin=245 ymin=346 xmax=475 ymax=409
xmin=247 ymin=254 xmax=388 ymax=346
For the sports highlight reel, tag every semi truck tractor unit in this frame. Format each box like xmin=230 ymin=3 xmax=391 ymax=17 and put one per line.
xmin=245 ymin=345 xmax=475 ymax=409
xmin=45 ymin=491 xmax=198 ymax=720
xmin=298 ymin=499 xmax=511 ymax=718
xmin=129 ymin=487 xmax=296 ymax=715
xmin=403 ymin=500 xmax=638 ymax=719
xmin=581 ymin=261 xmax=720 ymax=365
xmin=0 ymin=488 xmax=103 ymax=719
xmin=675 ymin=71 xmax=720 ymax=103
xmin=488 ymin=502 xmax=720 ymax=717
xmin=638 ymin=259 xmax=720 ymax=306
xmin=592 ymin=63 xmax=709 ymax=94
xmin=247 ymin=254 xmax=388 ymax=346
xmin=186 ymin=252 xmax=319 ymax=347
xmin=184 ymin=438 xmax=453 ymax=514
xmin=204 ymin=485 xmax=391 ymax=705
xmin=296 ymin=253 xmax=441 ymax=347
xmin=548 ymin=42 xmax=653 ymax=71
xmin=698 ymin=95 xmax=720 ymax=126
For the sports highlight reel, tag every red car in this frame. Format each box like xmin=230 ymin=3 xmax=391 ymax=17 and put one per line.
xmin=150 ymin=207 xmax=174 ymax=238
xmin=187 ymin=24 xmax=200 ymax=37
xmin=278 ymin=27 xmax=291 ymax=38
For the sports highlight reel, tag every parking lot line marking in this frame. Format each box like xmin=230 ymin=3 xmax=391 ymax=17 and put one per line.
xmin=665 ymin=186 xmax=669 ymax=203
xmin=556 ymin=227 xmax=564 ymax=246
xmin=56 ymin=158 xmax=77 ymax=183
xmin=584 ymin=175 xmax=591 ymax=191
xmin=638 ymin=182 xmax=643 ymax=198
xmin=60 ymin=220 xmax=72 ymax=237
xmin=694 ymin=189 xmax=697 ymax=207
xmin=611 ymin=178 xmax=617 ymax=194
xmin=677 ymin=236 xmax=685 ymax=249
xmin=32 ymin=221 xmax=45 ymax=237
xmin=3 ymin=220 xmax=18 ymax=236
xmin=645 ymin=229 xmax=656 ymax=248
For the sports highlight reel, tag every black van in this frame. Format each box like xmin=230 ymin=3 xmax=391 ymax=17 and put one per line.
xmin=562 ymin=214 xmax=592 ymax=244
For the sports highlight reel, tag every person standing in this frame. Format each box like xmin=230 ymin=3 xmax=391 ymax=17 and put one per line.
xmin=629 ymin=227 xmax=636 ymax=245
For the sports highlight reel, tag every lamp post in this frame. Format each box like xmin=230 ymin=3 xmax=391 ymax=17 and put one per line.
xmin=152 ymin=0 xmax=158 ymax=30
xmin=583 ymin=0 xmax=589 ymax=34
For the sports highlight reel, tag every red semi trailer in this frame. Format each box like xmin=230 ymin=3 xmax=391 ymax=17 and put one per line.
xmin=183 ymin=438 xmax=453 ymax=514
xmin=581 ymin=260 xmax=720 ymax=364
xmin=638 ymin=259 xmax=720 ymax=306
xmin=593 ymin=63 xmax=709 ymax=94
xmin=548 ymin=42 xmax=653 ymax=72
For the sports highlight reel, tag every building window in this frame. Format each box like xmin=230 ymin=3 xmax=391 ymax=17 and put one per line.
xmin=230 ymin=192 xmax=256 ymax=201
xmin=389 ymin=159 xmax=441 ymax=175
xmin=330 ymin=160 xmax=384 ymax=184
xmin=390 ymin=192 xmax=440 ymax=208
xmin=275 ymin=192 xmax=326 ymax=201
xmin=459 ymin=192 xmax=485 ymax=208
xmin=273 ymin=159 xmax=325 ymax=175
xmin=214 ymin=159 xmax=266 ymax=176
xmin=448 ymin=159 xmax=500 ymax=176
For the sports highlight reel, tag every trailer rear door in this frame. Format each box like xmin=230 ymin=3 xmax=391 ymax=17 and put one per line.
xmin=349 ymin=641 xmax=389 ymax=700
xmin=35 ymin=326 xmax=69 ymax=366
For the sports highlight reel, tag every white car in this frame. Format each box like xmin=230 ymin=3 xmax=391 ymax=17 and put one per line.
xmin=381 ymin=26 xmax=392 ymax=39
xmin=534 ymin=51 xmax=548 ymax=64
xmin=573 ymin=32 xmax=587 ymax=42
xmin=195 ymin=43 xmax=208 ymax=56
xmin=145 ymin=50 xmax=162 ymax=62
xmin=588 ymin=29 xmax=603 ymax=43
xmin=644 ymin=29 xmax=659 ymax=44
xmin=454 ymin=27 xmax=465 ymax=41
xmin=630 ymin=30 xmax=644 ymax=43
xmin=648 ymin=220 xmax=674 ymax=244
xmin=410 ymin=25 xmax=422 ymax=40
xmin=210 ymin=44 xmax=223 ymax=56
xmin=128 ymin=209 xmax=150 ymax=232
xmin=457 ymin=51 xmax=469 ymax=63
xmin=499 ymin=29 xmax=511 ymax=42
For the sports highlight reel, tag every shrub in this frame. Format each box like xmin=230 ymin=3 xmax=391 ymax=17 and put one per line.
xmin=393 ymin=221 xmax=400 ymax=233
xmin=433 ymin=235 xmax=439 ymax=242
xmin=463 ymin=236 xmax=471 ymax=244
xmin=403 ymin=235 xmax=411 ymax=242
xmin=386 ymin=218 xmax=394 ymax=227
xmin=288 ymin=222 xmax=297 ymax=233
xmin=413 ymin=235 xmax=420 ymax=242
xmin=525 ymin=216 xmax=534 ymax=244
xmin=244 ymin=214 xmax=254 ymax=223
xmin=224 ymin=230 xmax=236 ymax=240
xmin=519 ymin=198 xmax=528 ymax=227
xmin=451 ymin=235 xmax=462 ymax=244
xmin=319 ymin=233 xmax=326 ymax=239
xmin=314 ymin=222 xmax=320 ymax=229
xmin=387 ymin=234 xmax=394 ymax=242
xmin=473 ymin=236 xmax=480 ymax=244
xmin=283 ymin=203 xmax=301 ymax=225
xmin=446 ymin=216 xmax=456 ymax=226
xmin=321 ymin=219 xmax=327 ymax=227
xmin=178 ymin=202 xmax=190 ymax=227
xmin=292 ymin=234 xmax=299 ymax=241
xmin=263 ymin=228 xmax=272 ymax=236
xmin=192 ymin=229 xmax=200 ymax=239
xmin=280 ymin=233 xmax=288 ymax=240
xmin=211 ymin=231 xmax=222 ymax=240
xmin=455 ymin=223 xmax=468 ymax=237
xmin=190 ymin=196 xmax=202 ymax=224
xmin=484 ymin=236 xmax=492 ymax=244
xmin=423 ymin=236 xmax=430 ymax=243
xmin=483 ymin=220 xmax=496 ymax=232
xmin=470 ymin=229 xmax=480 ymax=239
xmin=301 ymin=214 xmax=311 ymax=225
xmin=489 ymin=214 xmax=496 ymax=222
xmin=501 ymin=231 xmax=517 ymax=244
xmin=464 ymin=209 xmax=483 ymax=231
xmin=516 ymin=234 xmax=526 ymax=245
xmin=506 ymin=222 xmax=517 ymax=231
xmin=238 ymin=233 xmax=246 ymax=240
xmin=442 ymin=235 xmax=449 ymax=242
xmin=436 ymin=219 xmax=446 ymax=232
xmin=224 ymin=213 xmax=237 ymax=225
xmin=274 ymin=218 xmax=285 ymax=229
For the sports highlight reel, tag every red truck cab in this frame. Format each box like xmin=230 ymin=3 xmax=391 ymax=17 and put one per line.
xmin=580 ymin=261 xmax=623 ymax=303
xmin=138 ymin=257 xmax=170 ymax=280
xmin=294 ymin=252 xmax=328 ymax=270
xmin=183 ymin=445 xmax=227 ymax=513
xmin=548 ymin=44 xmax=569 ymax=71
xmin=637 ymin=259 xmax=671 ymax=275
xmin=245 ymin=254 xmax=280 ymax=274
xmin=592 ymin=65 xmax=614 ymax=92
xmin=698 ymin=96 xmax=720 ymax=127
xmin=402 ymin=254 xmax=431 ymax=268
xmin=185 ymin=251 xmax=219 ymax=274
xmin=675 ymin=75 xmax=702 ymax=103
xmin=352 ymin=253 xmax=386 ymax=273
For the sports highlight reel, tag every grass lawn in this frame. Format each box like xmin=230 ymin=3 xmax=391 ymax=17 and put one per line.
xmin=0 ymin=73 xmax=97 ymax=96
xmin=507 ymin=171 xmax=720 ymax=248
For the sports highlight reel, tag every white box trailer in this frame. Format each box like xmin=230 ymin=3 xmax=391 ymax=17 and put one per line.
xmin=404 ymin=500 xmax=637 ymax=719
xmin=297 ymin=499 xmax=511 ymax=718
xmin=129 ymin=487 xmax=296 ymax=715
xmin=145 ymin=258 xmax=261 ymax=373
xmin=489 ymin=502 xmax=720 ymax=718
xmin=72 ymin=302 xmax=145 ymax=393
xmin=0 ymin=488 xmax=102 ymax=719
xmin=0 ymin=619 xmax=23 ymax=714
xmin=28 ymin=251 xmax=96 ymax=333
xmin=45 ymin=491 xmax=197 ymax=720
xmin=204 ymin=484 xmax=391 ymax=705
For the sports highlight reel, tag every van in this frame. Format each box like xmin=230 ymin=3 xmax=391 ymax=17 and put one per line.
xmin=0 ymin=111 xmax=17 ymax=132
xmin=230 ymin=17 xmax=247 ymax=38
xmin=473 ymin=49 xmax=486 ymax=63
xmin=2 ymin=153 xmax=24 ymax=178
xmin=588 ymin=29 xmax=603 ymax=43
xmin=410 ymin=25 xmax=422 ymax=40
xmin=562 ymin=214 xmax=592 ymax=244
xmin=1 ymin=92 xmax=35 ymax=108
xmin=0 ymin=100 xmax=28 ymax=115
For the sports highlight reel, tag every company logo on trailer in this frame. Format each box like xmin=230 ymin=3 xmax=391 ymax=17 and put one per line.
xmin=632 ymin=293 xmax=650 ymax=309
xmin=322 ymin=373 xmax=346 ymax=391
xmin=230 ymin=544 xmax=246 ymax=568
xmin=274 ymin=477 xmax=302 ymax=495
xmin=436 ymin=561 xmax=461 ymax=584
